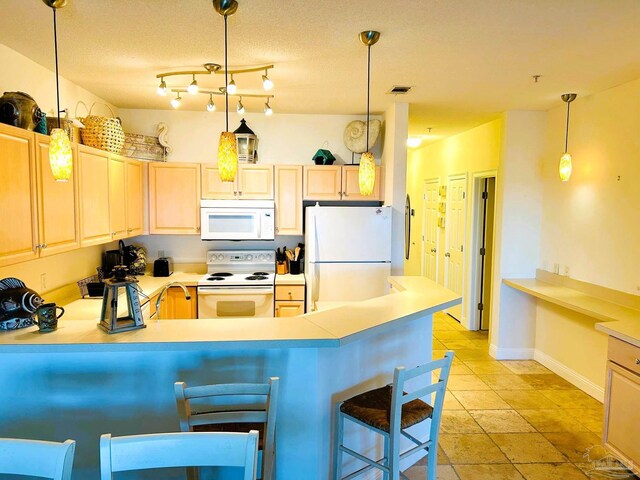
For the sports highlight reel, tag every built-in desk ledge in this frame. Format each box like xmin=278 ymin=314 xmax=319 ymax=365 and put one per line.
xmin=504 ymin=269 xmax=640 ymax=348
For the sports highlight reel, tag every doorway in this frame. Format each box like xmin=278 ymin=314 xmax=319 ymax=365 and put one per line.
xmin=421 ymin=179 xmax=439 ymax=281
xmin=444 ymin=174 xmax=467 ymax=322
xmin=470 ymin=174 xmax=496 ymax=331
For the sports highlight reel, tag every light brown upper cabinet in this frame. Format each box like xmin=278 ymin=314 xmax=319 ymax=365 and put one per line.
xmin=35 ymin=133 xmax=80 ymax=257
xmin=275 ymin=165 xmax=303 ymax=235
xmin=149 ymin=162 xmax=201 ymax=234
xmin=108 ymin=156 xmax=127 ymax=241
xmin=303 ymin=165 xmax=342 ymax=200
xmin=201 ymin=164 xmax=274 ymax=200
xmin=341 ymin=165 xmax=383 ymax=201
xmin=303 ymin=165 xmax=384 ymax=201
xmin=125 ymin=158 xmax=145 ymax=237
xmin=0 ymin=124 xmax=39 ymax=266
xmin=78 ymin=145 xmax=112 ymax=247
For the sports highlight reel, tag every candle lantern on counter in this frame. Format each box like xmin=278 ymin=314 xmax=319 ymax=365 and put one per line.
xmin=234 ymin=118 xmax=257 ymax=163
xmin=98 ymin=266 xmax=146 ymax=334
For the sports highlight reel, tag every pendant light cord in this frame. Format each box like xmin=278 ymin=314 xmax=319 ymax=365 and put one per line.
xmin=564 ymin=100 xmax=571 ymax=153
xmin=224 ymin=14 xmax=229 ymax=132
xmin=53 ymin=7 xmax=61 ymax=129
xmin=366 ymin=44 xmax=371 ymax=152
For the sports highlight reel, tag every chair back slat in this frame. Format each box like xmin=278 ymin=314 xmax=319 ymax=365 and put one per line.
xmin=191 ymin=410 xmax=267 ymax=426
xmin=0 ymin=438 xmax=75 ymax=480
xmin=403 ymin=355 xmax=452 ymax=381
xmin=100 ymin=431 xmax=258 ymax=479
xmin=184 ymin=383 xmax=271 ymax=399
xmin=401 ymin=381 xmax=445 ymax=405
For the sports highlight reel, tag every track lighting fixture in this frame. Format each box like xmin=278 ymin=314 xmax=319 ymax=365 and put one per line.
xmin=264 ymin=99 xmax=273 ymax=116
xmin=187 ymin=74 xmax=199 ymax=95
xmin=171 ymin=93 xmax=182 ymax=109
xmin=157 ymin=78 xmax=167 ymax=96
xmin=262 ymin=70 xmax=273 ymax=91
xmin=207 ymin=94 xmax=216 ymax=112
xmin=228 ymin=75 xmax=237 ymax=94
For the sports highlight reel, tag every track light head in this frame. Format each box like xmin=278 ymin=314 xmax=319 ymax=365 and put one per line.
xmin=171 ymin=94 xmax=182 ymax=109
xmin=262 ymin=71 xmax=274 ymax=91
xmin=188 ymin=75 xmax=199 ymax=95
xmin=264 ymin=100 xmax=273 ymax=116
xmin=157 ymin=78 xmax=167 ymax=96
xmin=207 ymin=95 xmax=216 ymax=112
xmin=237 ymin=98 xmax=245 ymax=114
xmin=228 ymin=76 xmax=237 ymax=94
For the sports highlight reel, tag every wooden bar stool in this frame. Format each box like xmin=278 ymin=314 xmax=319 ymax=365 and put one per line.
xmin=100 ymin=431 xmax=258 ymax=480
xmin=0 ymin=438 xmax=75 ymax=480
xmin=175 ymin=377 xmax=279 ymax=480
xmin=332 ymin=352 xmax=454 ymax=480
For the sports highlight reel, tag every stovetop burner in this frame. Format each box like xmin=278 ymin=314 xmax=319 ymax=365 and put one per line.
xmin=246 ymin=275 xmax=268 ymax=281
xmin=253 ymin=272 xmax=269 ymax=276
xmin=211 ymin=272 xmax=233 ymax=277
xmin=207 ymin=276 xmax=226 ymax=281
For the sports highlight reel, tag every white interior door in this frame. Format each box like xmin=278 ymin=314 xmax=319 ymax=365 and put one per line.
xmin=445 ymin=174 xmax=467 ymax=321
xmin=422 ymin=179 xmax=439 ymax=281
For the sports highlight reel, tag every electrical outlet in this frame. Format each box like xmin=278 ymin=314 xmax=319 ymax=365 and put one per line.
xmin=553 ymin=263 xmax=560 ymax=275
xmin=564 ymin=265 xmax=570 ymax=276
xmin=158 ymin=250 xmax=165 ymax=259
xmin=40 ymin=273 xmax=47 ymax=291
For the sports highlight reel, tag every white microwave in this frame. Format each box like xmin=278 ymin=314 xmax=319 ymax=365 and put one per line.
xmin=200 ymin=200 xmax=275 ymax=241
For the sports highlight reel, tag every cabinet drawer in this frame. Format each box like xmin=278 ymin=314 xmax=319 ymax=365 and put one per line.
xmin=275 ymin=285 xmax=305 ymax=301
xmin=608 ymin=337 xmax=640 ymax=375
xmin=275 ymin=301 xmax=305 ymax=317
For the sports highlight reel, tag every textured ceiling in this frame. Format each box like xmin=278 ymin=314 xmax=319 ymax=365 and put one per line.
xmin=2 ymin=0 xmax=640 ymax=140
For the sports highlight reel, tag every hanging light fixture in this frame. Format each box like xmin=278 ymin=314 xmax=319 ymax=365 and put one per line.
xmin=559 ymin=93 xmax=577 ymax=182
xmin=262 ymin=69 xmax=273 ymax=91
xmin=237 ymin=97 xmax=245 ymax=114
xmin=206 ymin=94 xmax=216 ymax=112
xmin=214 ymin=0 xmax=239 ymax=183
xmin=358 ymin=30 xmax=380 ymax=196
xmin=171 ymin=93 xmax=182 ymax=109
xmin=187 ymin=74 xmax=199 ymax=95
xmin=43 ymin=0 xmax=73 ymax=182
xmin=227 ymin=74 xmax=237 ymax=94
xmin=264 ymin=99 xmax=273 ymax=116
xmin=157 ymin=78 xmax=167 ymax=96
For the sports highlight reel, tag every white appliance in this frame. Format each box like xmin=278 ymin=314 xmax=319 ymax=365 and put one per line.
xmin=200 ymin=200 xmax=275 ymax=241
xmin=305 ymin=205 xmax=392 ymax=312
xmin=198 ymin=250 xmax=276 ymax=318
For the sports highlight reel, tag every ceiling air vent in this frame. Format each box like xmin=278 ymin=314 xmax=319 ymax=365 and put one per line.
xmin=387 ymin=85 xmax=412 ymax=95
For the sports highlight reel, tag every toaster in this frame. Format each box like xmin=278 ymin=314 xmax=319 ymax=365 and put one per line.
xmin=153 ymin=257 xmax=173 ymax=277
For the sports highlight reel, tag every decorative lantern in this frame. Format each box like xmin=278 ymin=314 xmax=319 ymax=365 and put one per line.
xmin=98 ymin=267 xmax=145 ymax=334
xmin=234 ymin=118 xmax=257 ymax=163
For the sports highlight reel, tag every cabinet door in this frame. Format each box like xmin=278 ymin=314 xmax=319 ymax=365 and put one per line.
xmin=161 ymin=286 xmax=198 ymax=319
xmin=275 ymin=301 xmax=304 ymax=317
xmin=0 ymin=124 xmax=38 ymax=266
xmin=342 ymin=165 xmax=383 ymax=201
xmin=275 ymin=165 xmax=303 ymax=235
xmin=125 ymin=159 xmax=145 ymax=237
xmin=108 ymin=156 xmax=127 ymax=240
xmin=604 ymin=361 xmax=640 ymax=471
xmin=35 ymin=134 xmax=80 ymax=257
xmin=238 ymin=165 xmax=274 ymax=199
xmin=201 ymin=164 xmax=237 ymax=199
xmin=78 ymin=147 xmax=112 ymax=246
xmin=303 ymin=166 xmax=342 ymax=200
xmin=149 ymin=163 xmax=201 ymax=234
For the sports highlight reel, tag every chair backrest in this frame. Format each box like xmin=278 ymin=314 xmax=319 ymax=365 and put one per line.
xmin=100 ymin=431 xmax=258 ymax=480
xmin=389 ymin=351 xmax=454 ymax=437
xmin=0 ymin=438 xmax=75 ymax=480
xmin=175 ymin=377 xmax=279 ymax=480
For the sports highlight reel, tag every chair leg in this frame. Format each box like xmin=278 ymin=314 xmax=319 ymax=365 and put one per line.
xmin=383 ymin=434 xmax=390 ymax=480
xmin=426 ymin=442 xmax=437 ymax=480
xmin=332 ymin=403 xmax=344 ymax=480
xmin=388 ymin=434 xmax=400 ymax=480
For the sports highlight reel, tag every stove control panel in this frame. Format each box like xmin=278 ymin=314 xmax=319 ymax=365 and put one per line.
xmin=206 ymin=250 xmax=275 ymax=265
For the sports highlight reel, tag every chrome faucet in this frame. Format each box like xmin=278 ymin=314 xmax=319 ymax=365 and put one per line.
xmin=154 ymin=282 xmax=191 ymax=320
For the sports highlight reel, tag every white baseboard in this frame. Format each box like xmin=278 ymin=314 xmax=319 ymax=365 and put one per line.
xmin=533 ymin=349 xmax=605 ymax=402
xmin=489 ymin=344 xmax=535 ymax=360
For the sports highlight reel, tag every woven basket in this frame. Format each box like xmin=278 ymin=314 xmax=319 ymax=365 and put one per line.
xmin=79 ymin=103 xmax=125 ymax=154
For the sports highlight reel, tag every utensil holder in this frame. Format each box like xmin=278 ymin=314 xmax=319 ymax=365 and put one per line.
xmin=289 ymin=260 xmax=302 ymax=275
xmin=276 ymin=261 xmax=289 ymax=275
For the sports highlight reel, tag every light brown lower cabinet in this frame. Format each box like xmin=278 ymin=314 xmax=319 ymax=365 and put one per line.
xmin=603 ymin=337 xmax=640 ymax=476
xmin=275 ymin=301 xmax=305 ymax=317
xmin=156 ymin=286 xmax=198 ymax=319
xmin=275 ymin=284 xmax=305 ymax=317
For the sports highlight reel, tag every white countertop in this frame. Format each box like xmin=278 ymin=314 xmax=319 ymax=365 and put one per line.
xmin=0 ymin=276 xmax=461 ymax=352
xmin=275 ymin=273 xmax=306 ymax=286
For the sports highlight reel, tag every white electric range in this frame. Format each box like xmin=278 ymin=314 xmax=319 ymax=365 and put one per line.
xmin=197 ymin=250 xmax=276 ymax=318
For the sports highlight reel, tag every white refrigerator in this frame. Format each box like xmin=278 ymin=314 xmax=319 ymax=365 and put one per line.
xmin=305 ymin=205 xmax=392 ymax=312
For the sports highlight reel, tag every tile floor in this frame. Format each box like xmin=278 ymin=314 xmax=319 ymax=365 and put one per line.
xmin=402 ymin=312 xmax=638 ymax=480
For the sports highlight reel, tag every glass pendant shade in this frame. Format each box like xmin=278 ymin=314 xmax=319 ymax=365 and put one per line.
xmin=359 ymin=152 xmax=375 ymax=196
xmin=49 ymin=128 xmax=72 ymax=182
xmin=559 ymin=152 xmax=572 ymax=182
xmin=218 ymin=131 xmax=238 ymax=182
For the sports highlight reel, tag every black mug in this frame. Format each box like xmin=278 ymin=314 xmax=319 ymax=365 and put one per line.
xmin=35 ymin=303 xmax=64 ymax=332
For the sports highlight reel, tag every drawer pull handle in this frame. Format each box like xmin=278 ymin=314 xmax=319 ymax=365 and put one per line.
xmin=636 ymin=358 xmax=640 ymax=365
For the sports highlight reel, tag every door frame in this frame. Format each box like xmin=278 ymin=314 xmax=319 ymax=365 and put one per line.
xmin=444 ymin=173 xmax=468 ymax=323
xmin=421 ymin=178 xmax=440 ymax=280
xmin=467 ymin=170 xmax=498 ymax=331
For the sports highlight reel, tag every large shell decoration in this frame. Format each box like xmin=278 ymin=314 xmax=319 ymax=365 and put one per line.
xmin=0 ymin=277 xmax=44 ymax=330
xmin=343 ymin=119 xmax=381 ymax=154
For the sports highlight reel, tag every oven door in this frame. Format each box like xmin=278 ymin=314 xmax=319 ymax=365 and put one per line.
xmin=200 ymin=208 xmax=263 ymax=240
xmin=197 ymin=286 xmax=275 ymax=318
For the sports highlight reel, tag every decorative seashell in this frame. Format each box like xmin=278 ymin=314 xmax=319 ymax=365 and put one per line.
xmin=343 ymin=120 xmax=381 ymax=154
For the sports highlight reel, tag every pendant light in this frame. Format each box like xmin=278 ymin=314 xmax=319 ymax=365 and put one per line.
xmin=358 ymin=30 xmax=380 ymax=196
xmin=559 ymin=93 xmax=577 ymax=182
xmin=214 ymin=0 xmax=239 ymax=183
xmin=43 ymin=0 xmax=72 ymax=182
